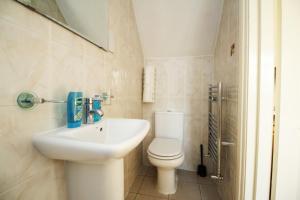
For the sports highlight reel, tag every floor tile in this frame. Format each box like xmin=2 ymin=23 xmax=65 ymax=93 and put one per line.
xmin=139 ymin=177 xmax=168 ymax=199
xmin=177 ymin=169 xmax=198 ymax=183
xmin=130 ymin=176 xmax=144 ymax=193
xmin=126 ymin=193 xmax=137 ymax=200
xmin=199 ymin=185 xmax=221 ymax=200
xmin=170 ymin=181 xmax=202 ymax=200
xmin=138 ymin=166 xmax=148 ymax=176
xmin=136 ymin=194 xmax=167 ymax=200
xmin=131 ymin=166 xmax=220 ymax=200
xmin=145 ymin=167 xmax=157 ymax=177
xmin=197 ymin=176 xmax=214 ymax=185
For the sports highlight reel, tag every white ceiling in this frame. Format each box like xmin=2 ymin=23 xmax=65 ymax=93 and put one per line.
xmin=132 ymin=0 xmax=223 ymax=58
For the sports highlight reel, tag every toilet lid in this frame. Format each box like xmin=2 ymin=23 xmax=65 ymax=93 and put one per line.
xmin=148 ymin=138 xmax=182 ymax=157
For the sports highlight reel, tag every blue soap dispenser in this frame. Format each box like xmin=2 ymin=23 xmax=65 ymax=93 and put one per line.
xmin=93 ymin=95 xmax=102 ymax=122
xmin=67 ymin=92 xmax=83 ymax=128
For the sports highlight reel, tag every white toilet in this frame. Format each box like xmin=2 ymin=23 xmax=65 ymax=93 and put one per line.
xmin=147 ymin=111 xmax=184 ymax=195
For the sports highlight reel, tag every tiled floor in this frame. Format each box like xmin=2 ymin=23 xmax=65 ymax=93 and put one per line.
xmin=126 ymin=167 xmax=221 ymax=200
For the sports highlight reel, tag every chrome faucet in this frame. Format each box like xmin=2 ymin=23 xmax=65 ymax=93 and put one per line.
xmin=83 ymin=97 xmax=104 ymax=124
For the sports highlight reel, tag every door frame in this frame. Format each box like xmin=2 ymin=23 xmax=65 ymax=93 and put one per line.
xmin=238 ymin=0 xmax=276 ymax=199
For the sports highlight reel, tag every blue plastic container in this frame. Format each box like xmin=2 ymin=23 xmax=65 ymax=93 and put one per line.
xmin=67 ymin=92 xmax=83 ymax=128
xmin=93 ymin=95 xmax=102 ymax=122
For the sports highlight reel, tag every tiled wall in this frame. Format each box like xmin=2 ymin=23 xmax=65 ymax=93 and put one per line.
xmin=214 ymin=0 xmax=239 ymax=199
xmin=0 ymin=0 xmax=144 ymax=199
xmin=142 ymin=56 xmax=213 ymax=171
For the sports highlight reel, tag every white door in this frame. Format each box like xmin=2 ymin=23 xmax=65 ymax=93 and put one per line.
xmin=240 ymin=0 xmax=300 ymax=199
xmin=271 ymin=0 xmax=300 ymax=199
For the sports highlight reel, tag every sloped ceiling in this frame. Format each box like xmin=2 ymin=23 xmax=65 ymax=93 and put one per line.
xmin=132 ymin=0 xmax=223 ymax=57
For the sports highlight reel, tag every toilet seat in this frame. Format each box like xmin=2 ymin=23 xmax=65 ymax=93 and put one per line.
xmin=148 ymin=151 xmax=183 ymax=160
xmin=147 ymin=138 xmax=183 ymax=160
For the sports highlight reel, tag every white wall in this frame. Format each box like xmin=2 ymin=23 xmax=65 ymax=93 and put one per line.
xmin=132 ymin=0 xmax=223 ymax=57
xmin=273 ymin=0 xmax=300 ymax=199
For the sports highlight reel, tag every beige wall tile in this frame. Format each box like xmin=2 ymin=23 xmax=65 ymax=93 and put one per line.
xmin=0 ymin=0 xmax=144 ymax=198
xmin=0 ymin=167 xmax=67 ymax=200
xmin=213 ymin=0 xmax=240 ymax=199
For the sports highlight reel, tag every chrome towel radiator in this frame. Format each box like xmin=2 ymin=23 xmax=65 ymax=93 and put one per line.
xmin=208 ymin=82 xmax=224 ymax=180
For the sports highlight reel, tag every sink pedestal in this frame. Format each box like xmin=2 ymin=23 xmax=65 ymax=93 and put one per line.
xmin=65 ymin=159 xmax=124 ymax=200
xmin=32 ymin=119 xmax=150 ymax=200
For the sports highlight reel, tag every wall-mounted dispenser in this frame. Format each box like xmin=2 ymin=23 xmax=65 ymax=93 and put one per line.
xmin=16 ymin=91 xmax=66 ymax=109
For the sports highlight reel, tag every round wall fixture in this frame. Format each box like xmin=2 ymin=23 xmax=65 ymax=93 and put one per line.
xmin=17 ymin=91 xmax=37 ymax=109
xmin=16 ymin=91 xmax=66 ymax=109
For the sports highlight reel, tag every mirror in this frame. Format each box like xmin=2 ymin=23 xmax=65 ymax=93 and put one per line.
xmin=17 ymin=0 xmax=110 ymax=51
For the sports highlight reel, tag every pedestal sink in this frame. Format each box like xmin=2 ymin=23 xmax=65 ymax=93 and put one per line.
xmin=33 ymin=119 xmax=150 ymax=200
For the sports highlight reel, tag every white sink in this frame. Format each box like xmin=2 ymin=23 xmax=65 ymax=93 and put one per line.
xmin=33 ymin=119 xmax=150 ymax=163
xmin=32 ymin=118 xmax=150 ymax=200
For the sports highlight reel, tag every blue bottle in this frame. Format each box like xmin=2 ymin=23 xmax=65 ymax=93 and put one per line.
xmin=93 ymin=95 xmax=102 ymax=122
xmin=67 ymin=92 xmax=83 ymax=128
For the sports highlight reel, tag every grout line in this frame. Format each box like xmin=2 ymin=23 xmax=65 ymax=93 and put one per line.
xmin=137 ymin=173 xmax=146 ymax=194
xmin=199 ymin=183 xmax=204 ymax=200
xmin=136 ymin=193 xmax=169 ymax=200
xmin=0 ymin=166 xmax=54 ymax=196
xmin=145 ymin=55 xmax=214 ymax=60
xmin=133 ymin=167 xmax=147 ymax=199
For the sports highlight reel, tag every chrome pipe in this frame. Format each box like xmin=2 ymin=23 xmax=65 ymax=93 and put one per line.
xmin=217 ymin=82 xmax=223 ymax=178
xmin=36 ymin=98 xmax=67 ymax=104
xmin=209 ymin=85 xmax=219 ymax=88
xmin=210 ymin=175 xmax=223 ymax=180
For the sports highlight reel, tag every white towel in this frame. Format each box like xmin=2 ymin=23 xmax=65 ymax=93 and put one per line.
xmin=143 ymin=66 xmax=156 ymax=103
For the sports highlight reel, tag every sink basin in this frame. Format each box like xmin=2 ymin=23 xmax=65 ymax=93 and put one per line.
xmin=32 ymin=118 xmax=150 ymax=200
xmin=33 ymin=119 xmax=150 ymax=163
